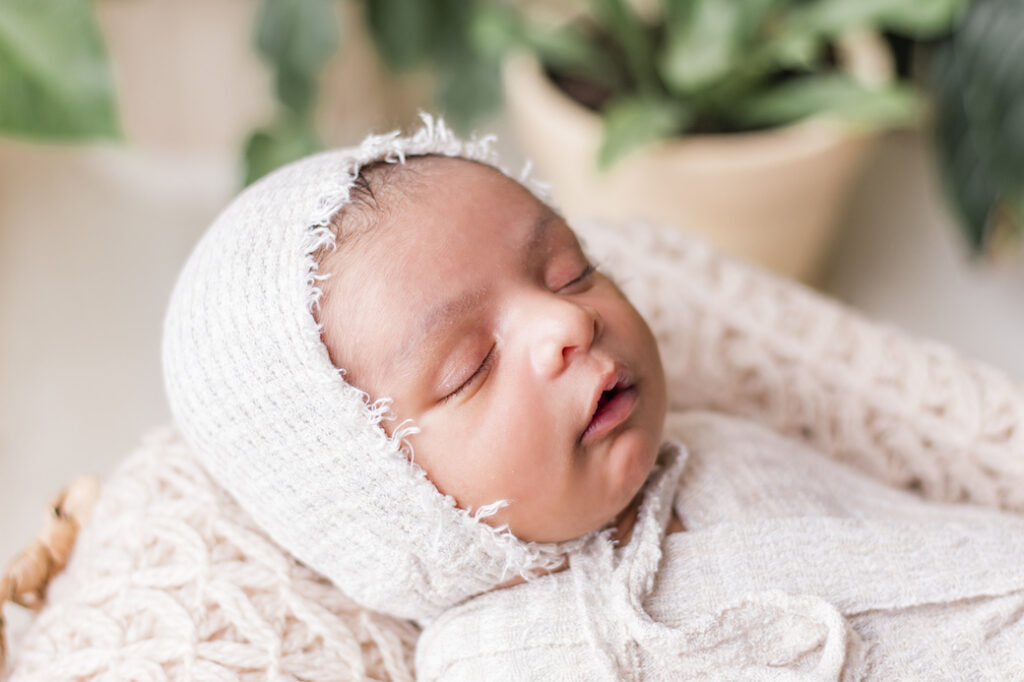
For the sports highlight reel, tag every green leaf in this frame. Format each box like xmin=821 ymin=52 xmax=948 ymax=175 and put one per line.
xmin=589 ymin=0 xmax=658 ymax=95
xmin=734 ymin=74 xmax=921 ymax=129
xmin=930 ymin=0 xmax=1024 ymax=253
xmin=598 ymin=96 xmax=690 ymax=169
xmin=659 ymin=0 xmax=745 ymax=94
xmin=0 ymin=0 xmax=118 ymax=141
xmin=734 ymin=0 xmax=788 ymax=39
xmin=757 ymin=26 xmax=823 ymax=71
xmin=431 ymin=0 xmax=502 ymax=132
xmin=471 ymin=6 xmax=622 ymax=92
xmin=242 ymin=116 xmax=321 ymax=186
xmin=661 ymin=0 xmax=694 ymax=29
xmin=254 ymin=0 xmax=340 ymax=115
xmin=435 ymin=40 xmax=502 ymax=132
xmin=787 ymin=0 xmax=967 ymax=40
xmin=365 ymin=0 xmax=438 ymax=71
xmin=467 ymin=1 xmax=522 ymax=58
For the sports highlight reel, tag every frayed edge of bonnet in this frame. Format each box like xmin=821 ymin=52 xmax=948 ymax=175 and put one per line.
xmin=296 ymin=112 xmax=580 ymax=586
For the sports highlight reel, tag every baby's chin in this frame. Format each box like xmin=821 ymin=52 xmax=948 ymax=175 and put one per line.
xmin=619 ymin=404 xmax=664 ymax=478
xmin=595 ymin=429 xmax=662 ymax=530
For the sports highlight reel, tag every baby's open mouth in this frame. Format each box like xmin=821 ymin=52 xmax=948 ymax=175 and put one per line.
xmin=581 ymin=371 xmax=638 ymax=444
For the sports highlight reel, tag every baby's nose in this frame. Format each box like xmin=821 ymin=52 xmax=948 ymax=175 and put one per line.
xmin=529 ymin=299 xmax=601 ymax=378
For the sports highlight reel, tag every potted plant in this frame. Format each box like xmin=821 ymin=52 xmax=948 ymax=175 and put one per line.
xmin=471 ymin=0 xmax=967 ymax=282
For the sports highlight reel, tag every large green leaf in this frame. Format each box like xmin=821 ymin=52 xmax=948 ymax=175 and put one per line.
xmin=734 ymin=74 xmax=921 ymax=129
xmin=526 ymin=23 xmax=623 ymax=91
xmin=598 ymin=96 xmax=690 ymax=169
xmin=930 ymin=0 xmax=1024 ymax=253
xmin=787 ymin=0 xmax=967 ymax=39
xmin=659 ymin=0 xmax=746 ymax=95
xmin=467 ymin=1 xmax=520 ymax=58
xmin=364 ymin=0 xmax=438 ymax=71
xmin=0 ymin=0 xmax=118 ymax=140
xmin=757 ymin=28 xmax=822 ymax=71
xmin=243 ymin=115 xmax=321 ymax=185
xmin=254 ymin=0 xmax=340 ymax=115
xmin=432 ymin=0 xmax=502 ymax=132
xmin=435 ymin=39 xmax=502 ymax=132
xmin=469 ymin=5 xmax=621 ymax=91
xmin=734 ymin=0 xmax=789 ymax=40
xmin=589 ymin=0 xmax=658 ymax=95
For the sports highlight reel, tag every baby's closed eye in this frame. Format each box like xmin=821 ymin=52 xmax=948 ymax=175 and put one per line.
xmin=442 ymin=344 xmax=496 ymax=403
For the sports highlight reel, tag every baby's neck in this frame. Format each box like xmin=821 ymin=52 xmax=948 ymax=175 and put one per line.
xmin=609 ymin=489 xmax=645 ymax=545
xmin=489 ymin=490 xmax=654 ymax=592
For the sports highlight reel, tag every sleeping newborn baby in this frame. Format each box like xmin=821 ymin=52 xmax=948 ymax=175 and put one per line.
xmin=162 ymin=118 xmax=1024 ymax=681
xmin=313 ymin=152 xmax=676 ymax=549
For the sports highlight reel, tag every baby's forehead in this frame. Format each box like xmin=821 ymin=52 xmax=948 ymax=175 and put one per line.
xmin=323 ymin=154 xmax=545 ymax=260
xmin=314 ymin=154 xmax=558 ymax=377
xmin=351 ymin=155 xmax=505 ymax=205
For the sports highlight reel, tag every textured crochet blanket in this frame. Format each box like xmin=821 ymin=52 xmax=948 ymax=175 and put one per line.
xmin=7 ymin=426 xmax=420 ymax=681
xmin=6 ymin=219 xmax=1024 ymax=680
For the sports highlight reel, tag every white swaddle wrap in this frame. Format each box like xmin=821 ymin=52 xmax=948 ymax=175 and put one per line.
xmin=417 ymin=412 xmax=1024 ymax=680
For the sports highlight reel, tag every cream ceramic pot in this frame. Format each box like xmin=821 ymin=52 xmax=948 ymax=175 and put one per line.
xmin=503 ymin=32 xmax=894 ymax=283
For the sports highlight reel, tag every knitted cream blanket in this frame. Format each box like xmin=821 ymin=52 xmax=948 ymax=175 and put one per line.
xmin=417 ymin=411 xmax=1024 ymax=681
xmin=7 ymin=427 xmax=420 ymax=681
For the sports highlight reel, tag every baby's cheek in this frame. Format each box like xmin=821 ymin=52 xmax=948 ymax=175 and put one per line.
xmin=407 ymin=415 xmax=499 ymax=507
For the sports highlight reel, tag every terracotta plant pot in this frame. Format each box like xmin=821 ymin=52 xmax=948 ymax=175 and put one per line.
xmin=503 ymin=32 xmax=895 ymax=283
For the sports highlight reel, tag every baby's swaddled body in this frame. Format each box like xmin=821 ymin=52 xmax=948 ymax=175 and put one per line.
xmin=417 ymin=411 xmax=1024 ymax=681
xmin=150 ymin=119 xmax=1024 ymax=680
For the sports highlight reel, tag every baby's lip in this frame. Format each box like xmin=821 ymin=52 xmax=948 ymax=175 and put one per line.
xmin=580 ymin=364 xmax=636 ymax=444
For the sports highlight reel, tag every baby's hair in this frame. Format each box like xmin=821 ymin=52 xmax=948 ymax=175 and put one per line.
xmin=321 ymin=154 xmax=507 ymax=250
xmin=323 ymin=158 xmax=417 ymax=250
xmin=311 ymin=154 xmax=442 ymax=435
xmin=311 ymin=155 xmax=434 ymax=359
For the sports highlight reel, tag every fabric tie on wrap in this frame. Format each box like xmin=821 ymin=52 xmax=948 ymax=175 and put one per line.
xmin=563 ymin=445 xmax=858 ymax=681
xmin=613 ymin=514 xmax=1024 ymax=680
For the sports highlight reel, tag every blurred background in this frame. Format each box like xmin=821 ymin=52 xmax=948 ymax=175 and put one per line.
xmin=1 ymin=0 xmax=1022 ymax=564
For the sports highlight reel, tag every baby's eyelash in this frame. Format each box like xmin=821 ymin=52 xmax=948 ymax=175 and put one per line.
xmin=444 ymin=345 xmax=496 ymax=402
xmin=573 ymin=264 xmax=596 ymax=284
xmin=560 ymin=263 xmax=597 ymax=291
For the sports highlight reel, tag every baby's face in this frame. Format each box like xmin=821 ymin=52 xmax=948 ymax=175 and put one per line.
xmin=318 ymin=157 xmax=666 ymax=543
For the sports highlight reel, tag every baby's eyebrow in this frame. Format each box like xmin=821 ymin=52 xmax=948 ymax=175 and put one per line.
xmin=418 ymin=288 xmax=488 ymax=348
xmin=391 ymin=211 xmax=556 ymax=377
xmin=525 ymin=211 xmax=556 ymax=253
xmin=390 ymin=287 xmax=486 ymax=380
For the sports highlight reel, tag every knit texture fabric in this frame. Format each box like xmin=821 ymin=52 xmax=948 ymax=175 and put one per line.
xmin=7 ymin=426 xmax=420 ymax=682
xmin=6 ymin=216 xmax=1024 ymax=680
xmin=416 ymin=411 xmax=1024 ymax=680
xmin=583 ymin=217 xmax=1024 ymax=510
xmin=161 ymin=117 xmax=588 ymax=625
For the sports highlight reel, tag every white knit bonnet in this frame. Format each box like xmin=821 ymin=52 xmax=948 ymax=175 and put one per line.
xmin=161 ymin=117 xmax=593 ymax=625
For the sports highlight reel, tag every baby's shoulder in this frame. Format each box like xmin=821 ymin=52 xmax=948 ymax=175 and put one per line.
xmin=663 ymin=410 xmax=928 ymax=525
xmin=665 ymin=410 xmax=891 ymax=523
xmin=662 ymin=410 xmax=811 ymax=465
